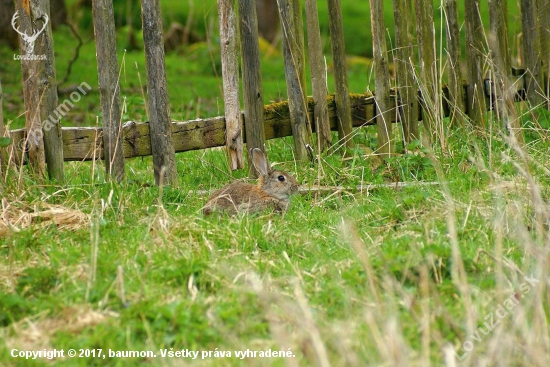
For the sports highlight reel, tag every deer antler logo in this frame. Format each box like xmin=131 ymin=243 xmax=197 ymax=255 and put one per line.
xmin=11 ymin=11 xmax=49 ymax=55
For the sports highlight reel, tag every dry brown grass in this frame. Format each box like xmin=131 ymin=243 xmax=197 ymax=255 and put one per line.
xmin=1 ymin=306 xmax=116 ymax=362
xmin=0 ymin=197 xmax=89 ymax=236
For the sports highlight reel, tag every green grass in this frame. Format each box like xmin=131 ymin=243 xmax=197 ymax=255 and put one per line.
xmin=1 ymin=120 xmax=550 ymax=365
xmin=1 ymin=1 xmax=550 ymax=366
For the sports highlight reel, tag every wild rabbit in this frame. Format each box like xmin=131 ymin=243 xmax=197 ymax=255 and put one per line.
xmin=202 ymin=148 xmax=299 ymax=216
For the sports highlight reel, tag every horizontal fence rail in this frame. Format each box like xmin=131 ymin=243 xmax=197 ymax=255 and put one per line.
xmin=6 ymin=79 xmax=527 ymax=164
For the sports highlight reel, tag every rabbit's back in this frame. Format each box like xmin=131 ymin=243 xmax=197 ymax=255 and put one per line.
xmin=202 ymin=181 xmax=290 ymax=216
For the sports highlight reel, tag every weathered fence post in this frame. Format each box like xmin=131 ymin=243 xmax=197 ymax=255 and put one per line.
xmin=370 ymin=0 xmax=392 ymax=159
xmin=414 ymin=0 xmax=439 ymax=142
xmin=0 ymin=79 xmax=6 ymax=175
xmin=34 ymin=0 xmax=65 ymax=182
xmin=488 ymin=2 xmax=511 ymax=98
xmin=277 ymin=0 xmax=312 ymax=161
xmin=539 ymin=0 xmax=550 ymax=104
xmin=489 ymin=0 xmax=524 ymax=144
xmin=92 ymin=0 xmax=125 ymax=182
xmin=393 ymin=0 xmax=419 ymax=144
xmin=328 ymin=0 xmax=353 ymax=149
xmin=217 ymin=0 xmax=244 ymax=171
xmin=464 ymin=0 xmax=487 ymax=126
xmin=443 ymin=0 xmax=466 ymax=125
xmin=15 ymin=0 xmax=46 ymax=179
xmin=141 ymin=0 xmax=178 ymax=186
xmin=238 ymin=0 xmax=266 ymax=177
xmin=305 ymin=0 xmax=331 ymax=153
xmin=521 ymin=0 xmax=545 ymax=108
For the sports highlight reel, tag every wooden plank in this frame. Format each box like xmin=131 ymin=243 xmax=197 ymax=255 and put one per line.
xmin=217 ymin=0 xmax=244 ymax=170
xmin=464 ymin=0 xmax=487 ymax=126
xmin=141 ymin=0 xmax=177 ymax=185
xmin=305 ymin=0 xmax=332 ymax=152
xmin=238 ymin=0 xmax=266 ymax=177
xmin=7 ymin=94 xmax=377 ymax=162
xmin=92 ymin=0 xmax=125 ymax=182
xmin=278 ymin=0 xmax=313 ymax=160
xmin=443 ymin=0 xmax=466 ymax=125
xmin=328 ymin=0 xmax=354 ymax=149
xmin=370 ymin=0 xmax=392 ymax=158
xmin=393 ymin=0 xmax=419 ymax=142
xmin=14 ymin=0 xmax=46 ymax=178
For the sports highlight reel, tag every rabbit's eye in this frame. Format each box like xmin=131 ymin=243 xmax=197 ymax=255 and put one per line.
xmin=277 ymin=175 xmax=286 ymax=182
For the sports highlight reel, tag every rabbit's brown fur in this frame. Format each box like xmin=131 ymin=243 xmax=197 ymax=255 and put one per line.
xmin=202 ymin=149 xmax=299 ymax=216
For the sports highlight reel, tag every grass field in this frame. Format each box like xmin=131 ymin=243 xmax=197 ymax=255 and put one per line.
xmin=1 ymin=0 xmax=550 ymax=366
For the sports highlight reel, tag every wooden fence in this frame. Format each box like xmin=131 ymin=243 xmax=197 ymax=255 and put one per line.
xmin=2 ymin=0 xmax=549 ymax=184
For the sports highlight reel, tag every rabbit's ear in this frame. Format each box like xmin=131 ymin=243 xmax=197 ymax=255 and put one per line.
xmin=251 ymin=148 xmax=270 ymax=175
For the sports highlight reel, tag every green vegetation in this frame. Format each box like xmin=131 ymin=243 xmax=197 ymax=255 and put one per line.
xmin=1 ymin=1 xmax=549 ymax=366
xmin=2 ymin=116 xmax=549 ymax=365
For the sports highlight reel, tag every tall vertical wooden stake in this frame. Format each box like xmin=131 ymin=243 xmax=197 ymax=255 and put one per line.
xmin=15 ymin=0 xmax=46 ymax=179
xmin=218 ymin=0 xmax=244 ymax=171
xmin=521 ymin=0 xmax=545 ymax=108
xmin=464 ymin=0 xmax=487 ymax=126
xmin=277 ymin=0 xmax=312 ymax=161
xmin=414 ymin=0 xmax=439 ymax=141
xmin=539 ymin=0 xmax=550 ymax=105
xmin=393 ymin=0 xmax=420 ymax=143
xmin=443 ymin=0 xmax=466 ymax=125
xmin=141 ymin=0 xmax=178 ymax=186
xmin=0 ymin=78 xmax=6 ymax=176
xmin=489 ymin=0 xmax=524 ymax=145
xmin=370 ymin=0 xmax=392 ymax=159
xmin=305 ymin=0 xmax=331 ymax=153
xmin=92 ymin=0 xmax=125 ymax=182
xmin=328 ymin=0 xmax=353 ymax=150
xmin=238 ymin=0 xmax=266 ymax=177
xmin=36 ymin=0 xmax=64 ymax=182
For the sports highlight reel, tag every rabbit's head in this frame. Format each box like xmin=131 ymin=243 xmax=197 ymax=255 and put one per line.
xmin=252 ymin=148 xmax=299 ymax=200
